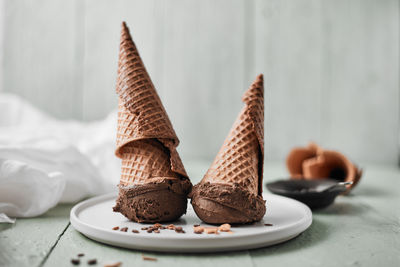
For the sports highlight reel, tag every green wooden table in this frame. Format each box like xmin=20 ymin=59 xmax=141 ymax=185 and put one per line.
xmin=1 ymin=162 xmax=399 ymax=267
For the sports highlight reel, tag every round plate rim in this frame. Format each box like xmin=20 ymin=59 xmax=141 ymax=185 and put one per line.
xmin=70 ymin=193 xmax=312 ymax=252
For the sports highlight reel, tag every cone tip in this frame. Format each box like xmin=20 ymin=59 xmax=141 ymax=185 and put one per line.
xmin=242 ymin=74 xmax=264 ymax=101
xmin=120 ymin=21 xmax=134 ymax=47
xmin=251 ymin=73 xmax=264 ymax=90
xmin=121 ymin=21 xmax=129 ymax=33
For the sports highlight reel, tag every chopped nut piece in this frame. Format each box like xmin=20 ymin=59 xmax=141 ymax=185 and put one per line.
xmin=204 ymin=227 xmax=219 ymax=234
xmin=142 ymin=254 xmax=157 ymax=261
xmin=141 ymin=227 xmax=148 ymax=230
xmin=193 ymin=226 xmax=204 ymax=234
xmin=174 ymin=226 xmax=185 ymax=233
xmin=154 ymin=229 xmax=160 ymax=233
xmin=218 ymin=224 xmax=231 ymax=232
xmin=153 ymin=223 xmax=162 ymax=228
xmin=132 ymin=229 xmax=139 ymax=233
xmin=104 ymin=262 xmax=122 ymax=267
xmin=120 ymin=227 xmax=128 ymax=232
xmin=167 ymin=224 xmax=175 ymax=230
xmin=112 ymin=226 xmax=119 ymax=231
xmin=77 ymin=253 xmax=84 ymax=257
xmin=147 ymin=228 xmax=153 ymax=233
xmin=194 ymin=224 xmax=200 ymax=227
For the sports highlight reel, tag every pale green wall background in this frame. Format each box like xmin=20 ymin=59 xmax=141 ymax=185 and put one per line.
xmin=0 ymin=0 xmax=398 ymax=165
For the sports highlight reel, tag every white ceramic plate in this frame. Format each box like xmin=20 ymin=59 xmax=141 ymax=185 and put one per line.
xmin=70 ymin=193 xmax=312 ymax=253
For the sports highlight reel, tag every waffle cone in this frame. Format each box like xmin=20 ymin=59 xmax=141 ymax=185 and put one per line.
xmin=201 ymin=74 xmax=264 ymax=195
xmin=119 ymin=139 xmax=180 ymax=186
xmin=286 ymin=143 xmax=321 ymax=178
xmin=116 ymin=22 xmax=188 ymax=185
xmin=286 ymin=143 xmax=362 ymax=193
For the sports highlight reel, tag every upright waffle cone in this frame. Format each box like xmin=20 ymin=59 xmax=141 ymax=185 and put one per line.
xmin=113 ymin=22 xmax=191 ymax=223
xmin=190 ymin=75 xmax=266 ymax=224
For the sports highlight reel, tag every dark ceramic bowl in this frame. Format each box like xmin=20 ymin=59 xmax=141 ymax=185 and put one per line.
xmin=266 ymin=179 xmax=347 ymax=209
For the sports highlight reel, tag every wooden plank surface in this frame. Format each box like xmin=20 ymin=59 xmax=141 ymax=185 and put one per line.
xmin=0 ymin=0 xmax=398 ymax=163
xmin=82 ymin=0 xmax=161 ymax=121
xmin=252 ymin=164 xmax=400 ymax=267
xmin=159 ymin=0 xmax=248 ymax=160
xmin=255 ymin=0 xmax=323 ymax=161
xmin=0 ymin=0 xmax=4 ymax=92
xmin=43 ymin=226 xmax=253 ymax=267
xmin=2 ymin=163 xmax=399 ymax=267
xmin=45 ymin=163 xmax=400 ymax=267
xmin=83 ymin=0 xmax=250 ymax=161
xmin=2 ymin=0 xmax=84 ymax=120
xmin=255 ymin=0 xmax=399 ymax=164
xmin=320 ymin=0 xmax=399 ymax=164
xmin=0 ymin=204 xmax=73 ymax=267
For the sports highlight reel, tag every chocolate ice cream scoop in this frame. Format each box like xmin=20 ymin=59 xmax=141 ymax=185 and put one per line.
xmin=114 ymin=177 xmax=191 ymax=223
xmin=190 ymin=182 xmax=265 ymax=224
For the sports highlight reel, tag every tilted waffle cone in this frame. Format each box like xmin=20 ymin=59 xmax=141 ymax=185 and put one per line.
xmin=286 ymin=143 xmax=362 ymax=193
xmin=190 ymin=75 xmax=265 ymax=224
xmin=113 ymin=22 xmax=191 ymax=222
xmin=115 ymin=22 xmax=188 ymax=181
xmin=202 ymin=74 xmax=264 ymax=195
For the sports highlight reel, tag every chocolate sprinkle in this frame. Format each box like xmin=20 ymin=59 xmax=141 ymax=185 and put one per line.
xmin=87 ymin=259 xmax=97 ymax=265
xmin=142 ymin=254 xmax=157 ymax=261
xmin=193 ymin=226 xmax=204 ymax=234
xmin=71 ymin=258 xmax=80 ymax=265
xmin=77 ymin=253 xmax=84 ymax=257
xmin=175 ymin=226 xmax=185 ymax=233
xmin=264 ymin=223 xmax=273 ymax=226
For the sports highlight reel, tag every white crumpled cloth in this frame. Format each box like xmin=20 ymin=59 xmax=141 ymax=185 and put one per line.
xmin=0 ymin=93 xmax=121 ymax=222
